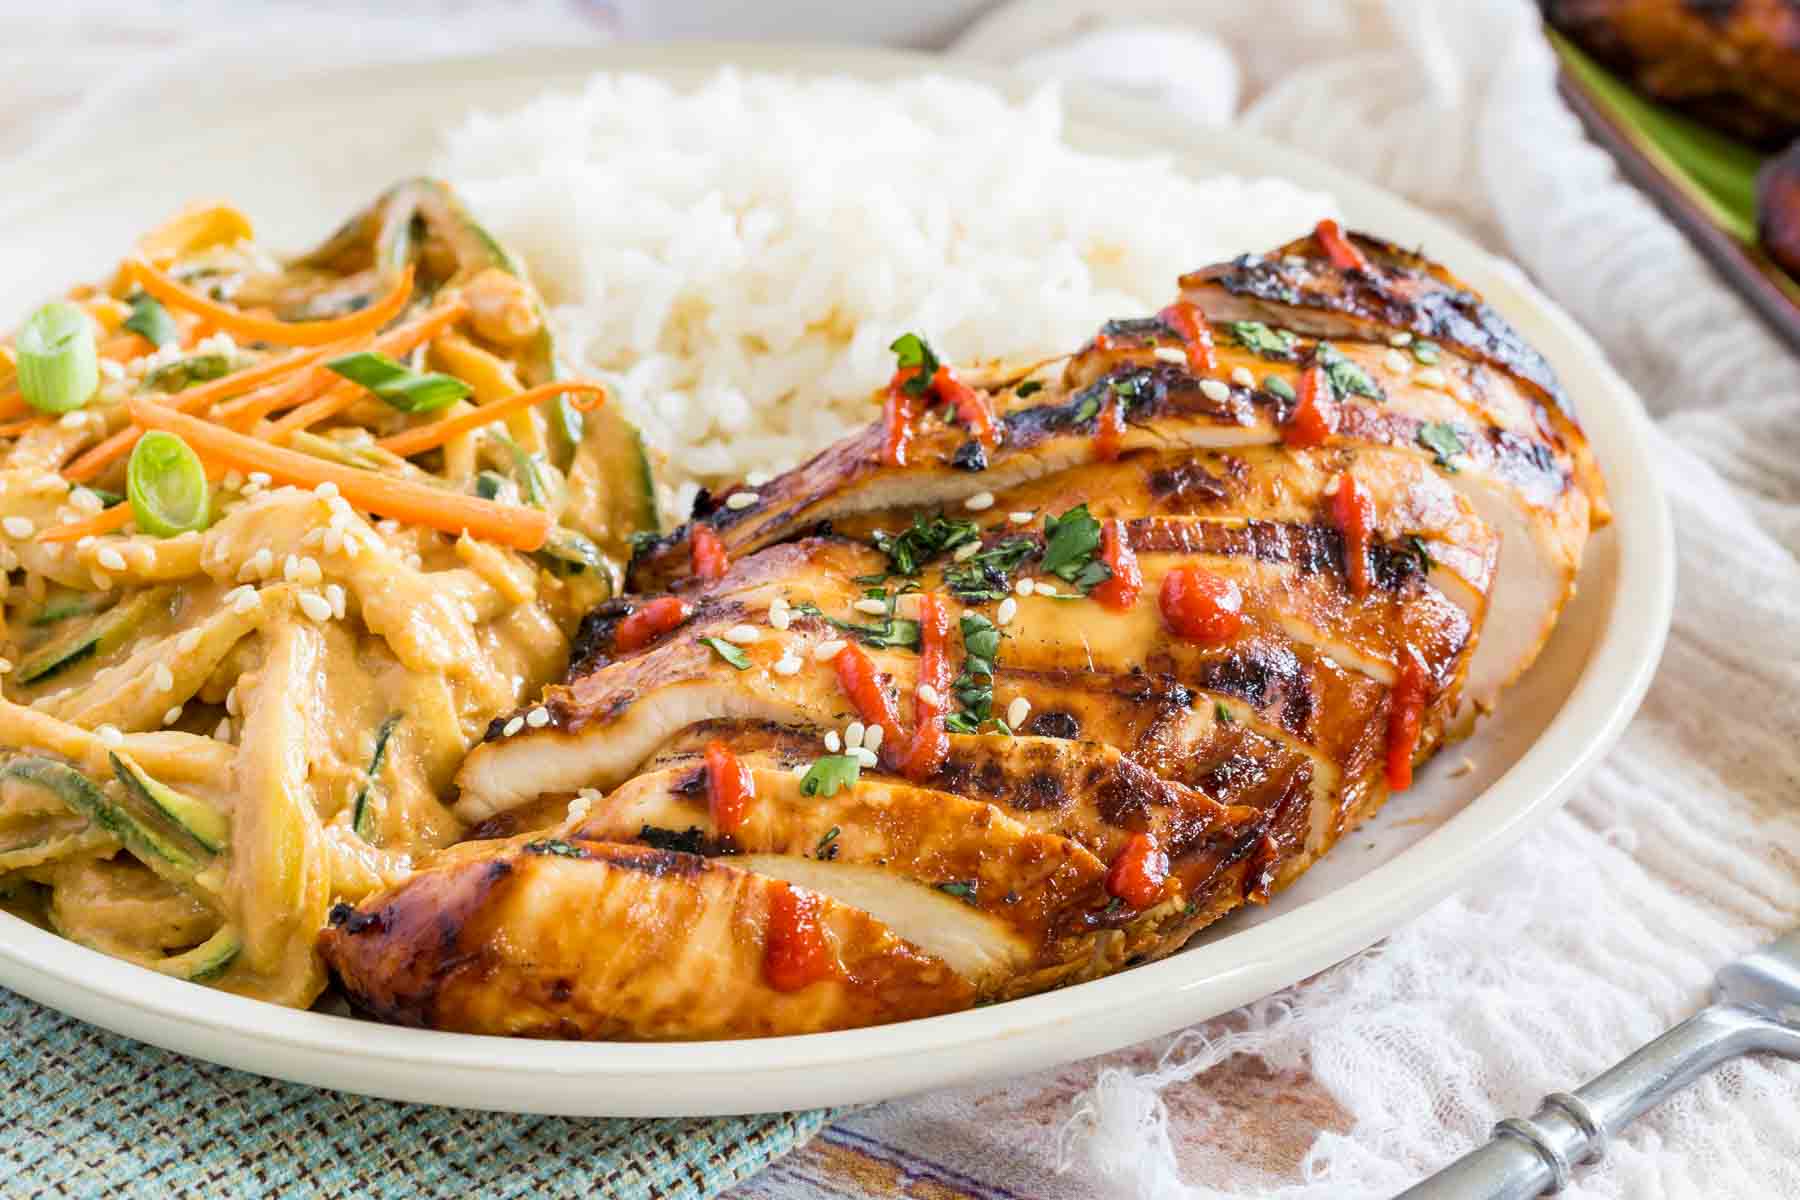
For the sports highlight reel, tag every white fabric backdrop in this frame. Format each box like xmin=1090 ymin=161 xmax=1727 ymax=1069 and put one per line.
xmin=8 ymin=2 xmax=1800 ymax=1195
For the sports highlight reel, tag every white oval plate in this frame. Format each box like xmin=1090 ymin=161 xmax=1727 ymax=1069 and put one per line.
xmin=0 ymin=44 xmax=1672 ymax=1117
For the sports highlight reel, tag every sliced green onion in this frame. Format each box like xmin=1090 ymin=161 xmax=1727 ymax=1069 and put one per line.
xmin=326 ymin=350 xmax=470 ymax=414
xmin=122 ymin=293 xmax=180 ymax=348
xmin=17 ymin=302 xmax=99 ymax=414
xmin=127 ymin=431 xmax=211 ymax=538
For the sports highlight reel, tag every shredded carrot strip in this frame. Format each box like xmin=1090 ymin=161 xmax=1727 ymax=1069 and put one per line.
xmin=127 ymin=397 xmax=552 ymax=551
xmin=37 ymin=504 xmax=131 ymax=543
xmin=0 ymin=418 xmax=42 ymax=438
xmin=377 ymin=381 xmax=607 ymax=459
xmin=100 ymin=333 xmax=153 ymax=363
xmin=122 ymin=258 xmax=415 ymax=347
xmin=259 ymin=299 xmax=471 ymax=439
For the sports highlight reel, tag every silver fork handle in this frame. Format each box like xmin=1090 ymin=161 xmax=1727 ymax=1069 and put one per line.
xmin=1399 ymin=1003 xmax=1800 ymax=1199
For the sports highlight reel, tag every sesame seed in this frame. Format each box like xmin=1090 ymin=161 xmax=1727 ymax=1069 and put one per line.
xmin=850 ymin=746 xmax=879 ymax=767
xmin=964 ymin=491 xmax=995 ymax=511
xmin=746 ymin=470 xmax=772 ymax=487
xmin=96 ymin=546 xmax=127 ymax=572
xmin=152 ymin=663 xmax=175 ymax=693
xmin=1152 ymin=346 xmax=1186 ymax=364
xmin=89 ymin=570 xmax=113 ymax=591
xmin=996 ymin=597 xmax=1018 ymax=625
xmin=240 ymin=482 xmax=263 ymax=499
xmin=59 ymin=410 xmax=87 ymax=429
xmin=250 ymin=547 xmax=273 ymax=577
xmin=723 ymin=624 xmax=760 ymax=644
xmin=214 ymin=718 xmax=232 ymax=741
xmin=952 ymin=541 xmax=982 ymax=562
xmin=1015 ymin=577 xmax=1034 ymax=597
xmin=792 ymin=762 xmax=811 ymax=778
xmin=768 ymin=602 xmax=792 ymax=631
xmin=69 ymin=488 xmax=103 ymax=514
xmin=863 ymin=723 xmax=884 ymax=752
xmin=29 ymin=474 xmax=65 ymax=495
xmin=223 ymin=470 xmax=244 ymax=491
xmin=99 ymin=359 xmax=124 ymax=382
xmin=772 ymin=655 xmax=802 ymax=676
xmin=1034 ymin=584 xmax=1061 ymax=598
xmin=96 ymin=724 xmax=123 ymax=747
xmin=852 ymin=598 xmax=888 ymax=616
xmin=502 ymin=716 xmax=525 ymax=737
xmin=1323 ymin=476 xmax=1341 ymax=497
xmin=313 ymin=481 xmax=339 ymax=499
xmin=75 ymin=536 xmax=96 ymax=551
xmin=845 ymin=721 xmax=866 ymax=749
xmin=3 ymin=516 xmax=35 ymax=539
xmin=162 ymin=705 xmax=183 ymax=727
xmin=916 ymin=682 xmax=942 ymax=706
xmin=322 ymin=529 xmax=344 ymax=555
xmin=1384 ymin=349 xmax=1410 ymax=372
xmin=326 ymin=583 xmax=347 ymax=620
xmin=298 ymin=591 xmax=333 ymax=622
xmin=525 ymin=706 xmax=551 ymax=728
xmin=223 ymin=584 xmax=253 ymax=609
xmin=1007 ymin=696 xmax=1031 ymax=728
xmin=1415 ymin=366 xmax=1448 ymax=389
xmin=825 ymin=730 xmax=842 ymax=753
xmin=1009 ymin=511 xmax=1035 ymax=524
xmin=814 ymin=639 xmax=847 ymax=662
xmin=1199 ymin=379 xmax=1231 ymax=402
xmin=248 ymin=472 xmax=272 ymax=488
xmin=1230 ymin=366 xmax=1255 ymax=388
xmin=725 ymin=491 xmax=758 ymax=510
xmin=1388 ymin=331 xmax=1413 ymax=347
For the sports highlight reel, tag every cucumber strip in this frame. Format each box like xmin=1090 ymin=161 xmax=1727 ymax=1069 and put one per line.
xmin=0 ymin=757 xmax=207 ymax=889
xmin=17 ymin=587 xmax=175 ymax=685
xmin=28 ymin=588 xmax=113 ymax=628
xmin=154 ymin=925 xmax=240 ymax=982
xmin=351 ymin=714 xmax=402 ymax=843
xmin=109 ymin=752 xmax=228 ymax=854
xmin=0 ymin=825 xmax=115 ymax=874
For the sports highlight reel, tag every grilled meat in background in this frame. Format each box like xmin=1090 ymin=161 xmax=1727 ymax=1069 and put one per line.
xmin=321 ymin=225 xmax=1607 ymax=1041
xmin=1541 ymin=0 xmax=1800 ymax=149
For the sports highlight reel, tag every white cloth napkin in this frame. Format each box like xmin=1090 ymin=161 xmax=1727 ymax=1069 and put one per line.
xmin=11 ymin=2 xmax=1800 ymax=1197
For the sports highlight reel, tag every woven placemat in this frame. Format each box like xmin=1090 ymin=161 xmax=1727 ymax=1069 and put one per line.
xmin=1 ymin=986 xmax=828 ymax=1198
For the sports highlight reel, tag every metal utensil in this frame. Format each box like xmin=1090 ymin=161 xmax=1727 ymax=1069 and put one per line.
xmin=1402 ymin=927 xmax=1800 ymax=1198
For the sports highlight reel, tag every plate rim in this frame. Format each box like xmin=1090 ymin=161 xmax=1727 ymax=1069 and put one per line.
xmin=0 ymin=40 xmax=1675 ymax=1115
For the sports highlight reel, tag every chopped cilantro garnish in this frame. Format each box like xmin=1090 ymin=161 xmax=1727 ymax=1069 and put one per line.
xmin=949 ymin=612 xmax=1002 ymax=731
xmin=523 ymin=839 xmax=587 ymax=858
xmin=1014 ymin=379 xmax=1043 ymax=398
xmin=1263 ymin=375 xmax=1297 ymax=402
xmin=123 ymin=293 xmax=179 ymax=348
xmin=790 ymin=602 xmax=919 ymax=650
xmin=1417 ymin=421 xmax=1465 ymax=472
xmin=699 ymin=637 xmax=752 ymax=670
xmin=889 ymin=332 xmax=940 ymax=396
xmin=875 ymin=512 xmax=980 ymax=576
xmin=1074 ymin=392 xmax=1101 ymax=423
xmin=944 ymin=536 xmax=1035 ymax=603
xmin=638 ymin=824 xmax=706 ymax=854
xmin=936 ymin=880 xmax=977 ymax=902
xmin=800 ymin=756 xmax=861 ymax=798
xmin=1316 ymin=342 xmax=1382 ymax=401
xmin=1228 ymin=321 xmax=1299 ymax=360
xmin=1412 ymin=340 xmax=1441 ymax=365
xmin=814 ymin=825 xmax=842 ymax=859
xmin=1041 ymin=504 xmax=1104 ymax=586
xmin=1215 ymin=702 xmax=1234 ymax=724
xmin=1408 ymin=535 xmax=1435 ymax=573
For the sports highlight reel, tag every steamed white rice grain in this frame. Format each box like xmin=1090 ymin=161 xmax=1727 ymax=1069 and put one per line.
xmin=436 ymin=70 xmax=1332 ymax=514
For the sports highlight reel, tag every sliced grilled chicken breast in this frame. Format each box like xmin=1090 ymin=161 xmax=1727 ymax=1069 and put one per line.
xmin=329 ymin=226 xmax=1602 ymax=1041
xmin=320 ymin=834 xmax=971 ymax=1038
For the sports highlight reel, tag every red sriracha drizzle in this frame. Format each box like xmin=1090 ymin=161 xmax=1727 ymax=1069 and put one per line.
xmin=690 ymin=524 xmax=729 ymax=584
xmin=1314 ymin=218 xmax=1370 ymax=273
xmin=832 ymin=642 xmax=905 ymax=765
xmin=1158 ymin=564 xmax=1243 ymax=643
xmin=901 ymin=592 xmax=954 ymax=781
xmin=881 ymin=366 xmax=922 ymax=467
xmin=1281 ymin=363 xmax=1338 ymax=448
xmin=1091 ymin=519 xmax=1141 ymax=611
xmin=1329 ymin=472 xmax=1374 ymax=596
xmin=703 ymin=738 xmax=753 ymax=834
xmin=1386 ymin=651 xmax=1429 ymax=791
xmin=1157 ymin=300 xmax=1217 ymax=375
xmin=764 ymin=882 xmax=832 ymax=992
xmin=614 ymin=595 xmax=693 ymax=654
xmin=1094 ymin=391 xmax=1125 ymax=462
xmin=932 ymin=366 xmax=999 ymax=449
xmin=1106 ymin=833 xmax=1168 ymax=909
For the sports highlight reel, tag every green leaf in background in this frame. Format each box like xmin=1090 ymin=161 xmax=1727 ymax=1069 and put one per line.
xmin=1550 ymin=29 xmax=1761 ymax=245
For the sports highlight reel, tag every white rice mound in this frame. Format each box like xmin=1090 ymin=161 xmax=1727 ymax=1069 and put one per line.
xmin=436 ymin=70 xmax=1332 ymax=514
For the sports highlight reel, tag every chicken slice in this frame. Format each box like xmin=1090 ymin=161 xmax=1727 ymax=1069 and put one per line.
xmin=319 ymin=834 xmax=973 ymax=1038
